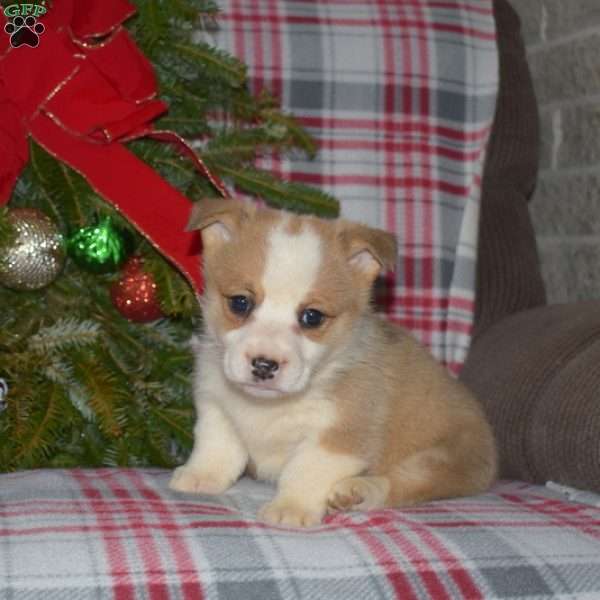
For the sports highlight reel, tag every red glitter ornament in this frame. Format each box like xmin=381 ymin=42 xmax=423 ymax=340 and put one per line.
xmin=110 ymin=256 xmax=164 ymax=323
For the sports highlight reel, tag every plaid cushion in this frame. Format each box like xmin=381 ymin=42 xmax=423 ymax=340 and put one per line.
xmin=205 ymin=0 xmax=499 ymax=371
xmin=1 ymin=469 xmax=600 ymax=599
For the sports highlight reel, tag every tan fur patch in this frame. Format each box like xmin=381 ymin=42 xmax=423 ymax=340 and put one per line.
xmin=319 ymin=317 xmax=497 ymax=506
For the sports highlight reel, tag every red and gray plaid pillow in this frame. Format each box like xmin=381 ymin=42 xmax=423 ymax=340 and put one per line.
xmin=208 ymin=0 xmax=498 ymax=372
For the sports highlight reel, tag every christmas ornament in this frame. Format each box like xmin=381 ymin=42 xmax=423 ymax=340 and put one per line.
xmin=0 ymin=378 xmax=7 ymax=413
xmin=0 ymin=208 xmax=65 ymax=290
xmin=110 ymin=256 xmax=164 ymax=322
xmin=67 ymin=216 xmax=131 ymax=274
xmin=0 ymin=0 xmax=231 ymax=293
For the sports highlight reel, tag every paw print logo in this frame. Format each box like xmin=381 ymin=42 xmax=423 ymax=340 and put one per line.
xmin=4 ymin=15 xmax=45 ymax=48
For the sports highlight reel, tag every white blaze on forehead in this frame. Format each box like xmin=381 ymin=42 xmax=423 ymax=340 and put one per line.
xmin=258 ymin=220 xmax=322 ymax=321
xmin=221 ymin=217 xmax=328 ymax=395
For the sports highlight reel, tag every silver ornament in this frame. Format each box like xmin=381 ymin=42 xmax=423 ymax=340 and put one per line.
xmin=0 ymin=208 xmax=65 ymax=290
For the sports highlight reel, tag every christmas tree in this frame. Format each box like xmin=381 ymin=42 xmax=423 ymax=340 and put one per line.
xmin=0 ymin=0 xmax=338 ymax=470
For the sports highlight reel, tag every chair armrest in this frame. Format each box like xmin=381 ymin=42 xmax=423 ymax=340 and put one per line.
xmin=472 ymin=0 xmax=546 ymax=339
xmin=460 ymin=301 xmax=600 ymax=494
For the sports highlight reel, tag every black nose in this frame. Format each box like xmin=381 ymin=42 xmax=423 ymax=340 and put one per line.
xmin=251 ymin=356 xmax=279 ymax=380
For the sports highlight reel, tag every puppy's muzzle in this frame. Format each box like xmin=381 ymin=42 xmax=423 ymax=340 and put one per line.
xmin=251 ymin=356 xmax=279 ymax=381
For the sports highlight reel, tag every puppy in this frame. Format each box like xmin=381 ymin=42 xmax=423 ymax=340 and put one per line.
xmin=169 ymin=198 xmax=497 ymax=527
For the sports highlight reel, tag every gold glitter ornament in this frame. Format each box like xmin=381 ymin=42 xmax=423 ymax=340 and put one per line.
xmin=0 ymin=208 xmax=66 ymax=290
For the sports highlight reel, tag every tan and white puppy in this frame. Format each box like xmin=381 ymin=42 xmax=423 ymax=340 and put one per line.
xmin=169 ymin=198 xmax=497 ymax=527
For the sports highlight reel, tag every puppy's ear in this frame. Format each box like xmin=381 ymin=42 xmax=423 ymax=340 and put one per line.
xmin=186 ymin=198 xmax=249 ymax=247
xmin=338 ymin=221 xmax=397 ymax=280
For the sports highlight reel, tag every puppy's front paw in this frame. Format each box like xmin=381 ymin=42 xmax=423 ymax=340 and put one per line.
xmin=259 ymin=498 xmax=324 ymax=528
xmin=169 ymin=465 xmax=233 ymax=495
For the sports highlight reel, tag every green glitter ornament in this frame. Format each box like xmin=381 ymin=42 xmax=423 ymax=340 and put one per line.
xmin=67 ymin=217 xmax=132 ymax=274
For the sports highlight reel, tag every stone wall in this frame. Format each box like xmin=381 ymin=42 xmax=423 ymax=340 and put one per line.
xmin=510 ymin=0 xmax=600 ymax=303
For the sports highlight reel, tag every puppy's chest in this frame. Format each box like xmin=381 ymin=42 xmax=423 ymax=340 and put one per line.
xmin=222 ymin=393 xmax=334 ymax=479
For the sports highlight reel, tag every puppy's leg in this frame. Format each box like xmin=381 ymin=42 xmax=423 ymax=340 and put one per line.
xmin=329 ymin=443 xmax=495 ymax=513
xmin=169 ymin=401 xmax=248 ymax=495
xmin=259 ymin=443 xmax=367 ymax=528
xmin=386 ymin=445 xmax=494 ymax=507
xmin=327 ymin=476 xmax=390 ymax=512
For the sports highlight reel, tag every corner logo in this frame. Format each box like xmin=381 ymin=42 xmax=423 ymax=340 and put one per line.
xmin=3 ymin=2 xmax=48 ymax=48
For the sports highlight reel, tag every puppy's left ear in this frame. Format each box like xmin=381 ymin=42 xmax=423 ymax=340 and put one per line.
xmin=185 ymin=198 xmax=249 ymax=247
xmin=338 ymin=221 xmax=397 ymax=280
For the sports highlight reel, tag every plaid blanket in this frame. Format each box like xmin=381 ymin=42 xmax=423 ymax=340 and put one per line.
xmin=1 ymin=469 xmax=600 ymax=599
xmin=206 ymin=0 xmax=499 ymax=372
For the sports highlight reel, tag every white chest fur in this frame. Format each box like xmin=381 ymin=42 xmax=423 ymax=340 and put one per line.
xmin=219 ymin=386 xmax=335 ymax=481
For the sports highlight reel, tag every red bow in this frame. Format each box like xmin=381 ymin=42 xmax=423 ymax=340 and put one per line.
xmin=0 ymin=0 xmax=225 ymax=292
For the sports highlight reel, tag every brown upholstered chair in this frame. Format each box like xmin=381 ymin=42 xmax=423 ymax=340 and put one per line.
xmin=461 ymin=0 xmax=600 ymax=494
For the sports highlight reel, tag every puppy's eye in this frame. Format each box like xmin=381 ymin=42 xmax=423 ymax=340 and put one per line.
xmin=228 ymin=295 xmax=253 ymax=317
xmin=299 ymin=308 xmax=325 ymax=329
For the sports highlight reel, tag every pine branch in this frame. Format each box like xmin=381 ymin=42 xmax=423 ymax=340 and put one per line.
xmin=70 ymin=351 xmax=129 ymax=438
xmin=66 ymin=382 xmax=95 ymax=422
xmin=27 ymin=141 xmax=94 ymax=229
xmin=2 ymin=380 xmax=34 ymax=451
xmin=215 ymin=165 xmax=339 ymax=217
xmin=27 ymin=318 xmax=101 ymax=355
xmin=201 ymin=125 xmax=312 ymax=165
xmin=131 ymin=0 xmax=170 ymax=55
xmin=169 ymin=0 xmax=217 ymax=22
xmin=8 ymin=382 xmax=68 ymax=470
xmin=168 ymin=41 xmax=246 ymax=87
xmin=95 ymin=309 xmax=156 ymax=377
xmin=150 ymin=406 xmax=194 ymax=444
xmin=260 ymin=110 xmax=318 ymax=158
xmin=58 ymin=162 xmax=86 ymax=225
xmin=0 ymin=297 xmax=43 ymax=351
xmin=42 ymin=356 xmax=75 ymax=387
xmin=27 ymin=148 xmax=65 ymax=226
xmin=139 ymin=319 xmax=192 ymax=349
xmin=142 ymin=253 xmax=198 ymax=317
xmin=0 ymin=206 xmax=16 ymax=251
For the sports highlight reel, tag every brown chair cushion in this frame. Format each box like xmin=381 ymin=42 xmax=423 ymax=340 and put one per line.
xmin=461 ymin=301 xmax=600 ymax=493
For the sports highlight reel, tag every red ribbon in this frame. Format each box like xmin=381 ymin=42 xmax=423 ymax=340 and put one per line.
xmin=0 ymin=0 xmax=226 ymax=292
